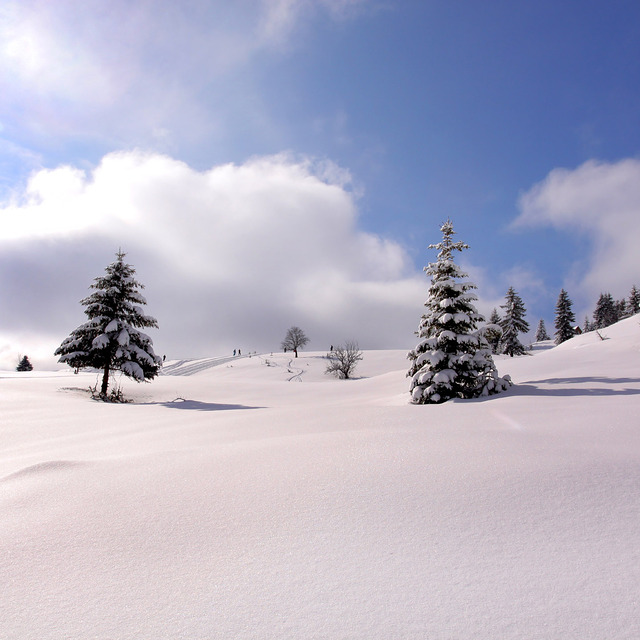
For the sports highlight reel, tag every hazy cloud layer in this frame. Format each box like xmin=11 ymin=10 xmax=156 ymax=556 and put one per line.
xmin=0 ymin=151 xmax=423 ymax=368
xmin=514 ymin=159 xmax=640 ymax=309
xmin=0 ymin=0 xmax=371 ymax=160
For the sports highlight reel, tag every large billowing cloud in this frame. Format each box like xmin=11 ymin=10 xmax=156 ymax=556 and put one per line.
xmin=0 ymin=151 xmax=423 ymax=369
xmin=514 ymin=158 xmax=640 ymax=309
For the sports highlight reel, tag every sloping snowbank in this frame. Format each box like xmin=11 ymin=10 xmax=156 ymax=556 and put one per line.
xmin=1 ymin=316 xmax=639 ymax=639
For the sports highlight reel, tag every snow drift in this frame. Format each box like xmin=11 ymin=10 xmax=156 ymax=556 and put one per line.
xmin=1 ymin=316 xmax=639 ymax=639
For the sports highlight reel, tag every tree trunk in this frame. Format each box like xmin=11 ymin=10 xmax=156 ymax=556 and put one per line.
xmin=101 ymin=363 xmax=110 ymax=396
xmin=294 ymin=348 xmax=298 ymax=357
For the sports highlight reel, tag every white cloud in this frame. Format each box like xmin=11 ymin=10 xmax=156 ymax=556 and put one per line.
xmin=0 ymin=151 xmax=422 ymax=368
xmin=514 ymin=158 xmax=640 ymax=304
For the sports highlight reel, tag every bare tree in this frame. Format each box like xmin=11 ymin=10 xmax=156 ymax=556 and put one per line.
xmin=325 ymin=341 xmax=363 ymax=379
xmin=281 ymin=326 xmax=309 ymax=357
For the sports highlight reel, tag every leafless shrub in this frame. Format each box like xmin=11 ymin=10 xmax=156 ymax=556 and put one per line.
xmin=325 ymin=341 xmax=363 ymax=379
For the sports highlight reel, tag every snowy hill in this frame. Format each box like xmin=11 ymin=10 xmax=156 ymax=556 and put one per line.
xmin=1 ymin=316 xmax=640 ymax=639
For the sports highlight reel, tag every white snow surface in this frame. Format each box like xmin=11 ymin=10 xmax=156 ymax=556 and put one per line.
xmin=2 ymin=317 xmax=640 ymax=639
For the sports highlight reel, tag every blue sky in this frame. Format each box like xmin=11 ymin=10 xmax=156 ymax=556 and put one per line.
xmin=1 ymin=0 xmax=640 ymax=367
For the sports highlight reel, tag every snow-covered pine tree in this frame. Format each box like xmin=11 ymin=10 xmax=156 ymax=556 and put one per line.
xmin=499 ymin=287 xmax=529 ymax=356
xmin=407 ymin=220 xmax=511 ymax=404
xmin=535 ymin=318 xmax=550 ymax=342
xmin=485 ymin=308 xmax=502 ymax=354
xmin=629 ymin=285 xmax=640 ymax=315
xmin=55 ymin=251 xmax=162 ymax=398
xmin=593 ymin=292 xmax=618 ymax=329
xmin=16 ymin=355 xmax=33 ymax=371
xmin=554 ymin=289 xmax=576 ymax=345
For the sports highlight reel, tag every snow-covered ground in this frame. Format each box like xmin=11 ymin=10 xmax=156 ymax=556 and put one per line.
xmin=2 ymin=317 xmax=640 ymax=639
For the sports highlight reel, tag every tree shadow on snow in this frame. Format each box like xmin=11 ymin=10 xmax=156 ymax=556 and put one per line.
xmin=149 ymin=399 xmax=264 ymax=412
xmin=507 ymin=376 xmax=640 ymax=397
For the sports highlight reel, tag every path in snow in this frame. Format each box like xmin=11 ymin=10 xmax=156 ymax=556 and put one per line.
xmin=285 ymin=358 xmax=306 ymax=382
xmin=160 ymin=354 xmax=253 ymax=376
xmin=162 ymin=353 xmax=311 ymax=383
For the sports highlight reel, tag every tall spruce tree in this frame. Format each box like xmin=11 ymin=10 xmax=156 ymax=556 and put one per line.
xmin=628 ymin=285 xmax=640 ymax=315
xmin=499 ymin=287 xmax=529 ymax=356
xmin=407 ymin=220 xmax=510 ymax=404
xmin=593 ymin=292 xmax=618 ymax=329
xmin=554 ymin=289 xmax=576 ymax=344
xmin=535 ymin=318 xmax=550 ymax=342
xmin=55 ymin=251 xmax=161 ymax=397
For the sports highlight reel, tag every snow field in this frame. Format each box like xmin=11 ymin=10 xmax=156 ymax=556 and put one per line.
xmin=1 ymin=316 xmax=640 ymax=639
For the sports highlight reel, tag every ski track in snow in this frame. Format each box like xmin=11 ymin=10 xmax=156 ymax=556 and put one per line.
xmin=161 ymin=353 xmax=308 ymax=381
xmin=285 ymin=358 xmax=306 ymax=382
xmin=160 ymin=354 xmax=251 ymax=376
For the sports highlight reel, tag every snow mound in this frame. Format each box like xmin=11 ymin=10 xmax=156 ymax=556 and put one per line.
xmin=1 ymin=460 xmax=88 ymax=483
xmin=499 ymin=313 xmax=640 ymax=384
